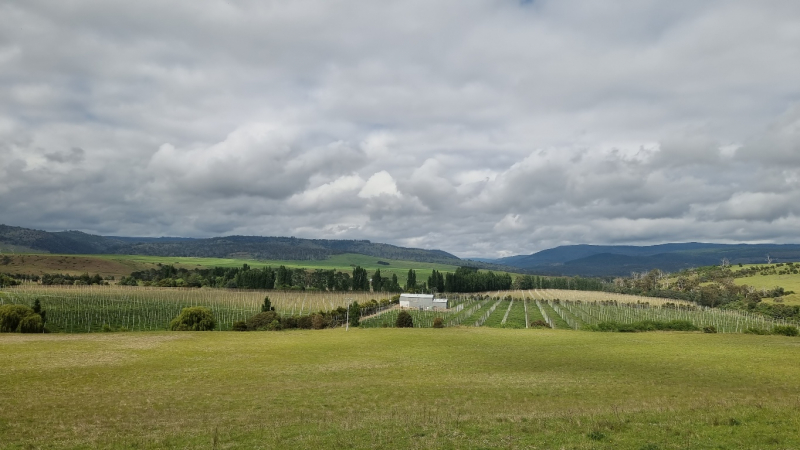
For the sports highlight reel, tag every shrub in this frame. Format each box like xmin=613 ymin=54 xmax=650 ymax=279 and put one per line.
xmin=311 ymin=313 xmax=328 ymax=330
xmin=531 ymin=320 xmax=550 ymax=328
xmin=395 ymin=310 xmax=413 ymax=328
xmin=19 ymin=313 xmax=44 ymax=333
xmin=297 ymin=315 xmax=313 ymax=329
xmin=0 ymin=304 xmax=37 ymax=332
xmin=703 ymin=326 xmax=718 ymax=334
xmin=588 ymin=320 xmax=699 ymax=333
xmin=432 ymin=317 xmax=444 ymax=328
xmin=169 ymin=307 xmax=216 ymax=331
xmin=231 ymin=321 xmax=248 ymax=331
xmin=772 ymin=325 xmax=799 ymax=336
xmin=261 ymin=296 xmax=275 ymax=312
xmin=348 ymin=302 xmax=360 ymax=327
xmin=246 ymin=311 xmax=279 ymax=331
xmin=744 ymin=327 xmax=769 ymax=335
xmin=282 ymin=316 xmax=298 ymax=329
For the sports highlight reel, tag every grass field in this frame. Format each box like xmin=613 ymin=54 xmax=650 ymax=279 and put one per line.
xmin=733 ymin=272 xmax=800 ymax=305
xmin=1 ymin=329 xmax=799 ymax=449
xmin=0 ymin=253 xmax=463 ymax=285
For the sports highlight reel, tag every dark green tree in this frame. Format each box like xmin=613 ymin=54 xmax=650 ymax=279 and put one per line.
xmin=348 ymin=302 xmax=361 ymax=327
xmin=395 ymin=310 xmax=413 ymax=328
xmin=405 ymin=269 xmax=417 ymax=292
xmin=261 ymin=296 xmax=275 ymax=312
xmin=32 ymin=298 xmax=46 ymax=325
xmin=372 ymin=269 xmax=383 ymax=292
xmin=352 ymin=266 xmax=369 ymax=291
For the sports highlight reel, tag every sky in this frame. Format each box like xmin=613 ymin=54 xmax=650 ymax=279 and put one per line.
xmin=1 ymin=0 xmax=800 ymax=258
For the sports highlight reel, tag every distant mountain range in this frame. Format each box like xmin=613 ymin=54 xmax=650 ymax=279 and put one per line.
xmin=4 ymin=224 xmax=799 ymax=277
xmin=490 ymin=243 xmax=800 ymax=276
xmin=0 ymin=224 xmax=506 ymax=270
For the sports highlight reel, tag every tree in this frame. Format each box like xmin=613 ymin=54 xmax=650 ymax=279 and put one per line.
xmin=32 ymin=298 xmax=46 ymax=325
xmin=405 ymin=269 xmax=417 ymax=292
xmin=261 ymin=296 xmax=275 ymax=312
xmin=372 ymin=269 xmax=383 ymax=292
xmin=348 ymin=302 xmax=361 ymax=327
xmin=352 ymin=266 xmax=369 ymax=291
xmin=395 ymin=310 xmax=413 ymax=328
xmin=169 ymin=307 xmax=217 ymax=331
xmin=0 ymin=304 xmax=43 ymax=333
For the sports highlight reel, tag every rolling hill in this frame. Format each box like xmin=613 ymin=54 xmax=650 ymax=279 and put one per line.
xmin=0 ymin=224 xmax=509 ymax=270
xmin=494 ymin=243 xmax=800 ymax=277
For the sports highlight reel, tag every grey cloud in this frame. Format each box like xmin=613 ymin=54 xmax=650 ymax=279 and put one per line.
xmin=44 ymin=147 xmax=85 ymax=163
xmin=2 ymin=1 xmax=800 ymax=256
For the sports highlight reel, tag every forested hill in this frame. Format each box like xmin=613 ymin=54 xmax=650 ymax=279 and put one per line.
xmin=493 ymin=242 xmax=800 ymax=276
xmin=0 ymin=224 xmax=468 ymax=266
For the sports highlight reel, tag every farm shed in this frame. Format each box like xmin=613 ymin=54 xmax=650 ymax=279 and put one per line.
xmin=399 ymin=293 xmax=449 ymax=310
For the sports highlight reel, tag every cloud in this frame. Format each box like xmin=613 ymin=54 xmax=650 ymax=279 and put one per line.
xmin=1 ymin=0 xmax=800 ymax=257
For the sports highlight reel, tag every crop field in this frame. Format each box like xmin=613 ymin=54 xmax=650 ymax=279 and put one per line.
xmin=2 ymin=286 xmax=798 ymax=334
xmin=0 ymin=285 xmax=391 ymax=332
xmin=2 ymin=329 xmax=800 ymax=449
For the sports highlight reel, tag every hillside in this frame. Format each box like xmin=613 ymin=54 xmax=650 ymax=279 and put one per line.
xmin=0 ymin=224 xmax=510 ymax=270
xmin=495 ymin=243 xmax=800 ymax=277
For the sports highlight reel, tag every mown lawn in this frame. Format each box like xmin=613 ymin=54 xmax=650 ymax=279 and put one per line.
xmin=1 ymin=328 xmax=799 ymax=449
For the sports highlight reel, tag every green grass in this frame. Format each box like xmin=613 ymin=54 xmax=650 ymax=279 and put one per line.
xmin=733 ymin=272 xmax=800 ymax=305
xmin=539 ymin=301 xmax=571 ymax=329
xmin=1 ymin=329 xmax=800 ymax=449
xmin=502 ymin=299 xmax=527 ymax=328
xmin=62 ymin=253 xmax=464 ymax=285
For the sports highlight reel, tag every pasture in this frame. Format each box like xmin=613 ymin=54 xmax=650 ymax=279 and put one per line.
xmin=733 ymin=272 xmax=800 ymax=305
xmin=1 ymin=329 xmax=799 ymax=449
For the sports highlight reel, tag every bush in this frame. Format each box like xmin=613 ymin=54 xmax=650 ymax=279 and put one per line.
xmin=0 ymin=304 xmax=37 ymax=332
xmin=311 ymin=313 xmax=328 ymax=330
xmin=19 ymin=313 xmax=44 ymax=333
xmin=744 ymin=327 xmax=770 ymax=335
xmin=169 ymin=307 xmax=216 ymax=331
xmin=246 ymin=311 xmax=279 ymax=331
xmin=231 ymin=321 xmax=248 ymax=331
xmin=395 ymin=310 xmax=413 ymax=328
xmin=432 ymin=317 xmax=444 ymax=328
xmin=772 ymin=325 xmax=799 ymax=336
xmin=587 ymin=320 xmax=699 ymax=333
xmin=703 ymin=326 xmax=718 ymax=334
xmin=530 ymin=320 xmax=550 ymax=328
xmin=297 ymin=315 xmax=313 ymax=329
xmin=282 ymin=316 xmax=298 ymax=329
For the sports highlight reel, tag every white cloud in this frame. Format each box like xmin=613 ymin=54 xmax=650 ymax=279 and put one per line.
xmin=358 ymin=171 xmax=400 ymax=199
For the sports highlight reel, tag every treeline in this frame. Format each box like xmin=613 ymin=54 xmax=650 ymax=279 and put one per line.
xmin=118 ymin=264 xmax=405 ymax=292
xmin=230 ymin=297 xmax=400 ymax=331
xmin=513 ymin=274 xmax=606 ymax=291
xmin=423 ymin=267 xmax=513 ymax=293
xmin=42 ymin=273 xmax=110 ymax=286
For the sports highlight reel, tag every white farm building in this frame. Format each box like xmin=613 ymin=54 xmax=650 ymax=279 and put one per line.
xmin=399 ymin=293 xmax=449 ymax=310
